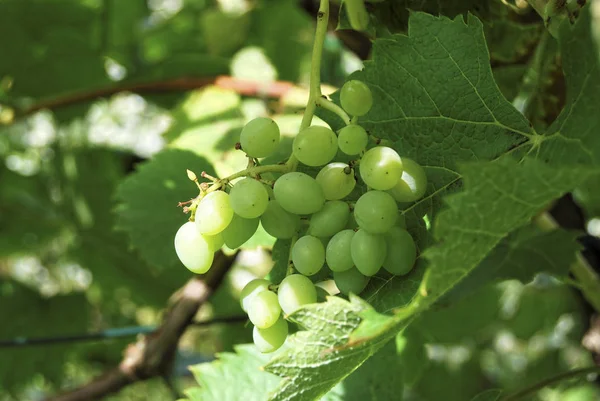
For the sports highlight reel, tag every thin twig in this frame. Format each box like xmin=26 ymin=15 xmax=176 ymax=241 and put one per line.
xmin=0 ymin=315 xmax=247 ymax=348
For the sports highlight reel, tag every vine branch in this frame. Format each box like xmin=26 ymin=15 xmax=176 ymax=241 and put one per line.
xmin=44 ymin=251 xmax=238 ymax=401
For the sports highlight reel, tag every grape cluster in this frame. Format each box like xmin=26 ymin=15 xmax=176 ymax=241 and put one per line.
xmin=174 ymin=79 xmax=428 ymax=353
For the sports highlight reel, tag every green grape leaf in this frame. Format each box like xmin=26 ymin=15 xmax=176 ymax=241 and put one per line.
xmin=268 ymin=239 xmax=292 ymax=284
xmin=115 ymin=148 xmax=216 ymax=270
xmin=264 ymin=297 xmax=409 ymax=401
xmin=574 ymin=173 xmax=600 ymax=218
xmin=470 ymin=389 xmax=503 ymax=401
xmin=484 ymin=19 xmax=543 ymax=63
xmin=442 ymin=225 xmax=581 ymax=303
xmin=0 ymin=281 xmax=89 ymax=392
xmin=537 ymin=8 xmax=600 ymax=166
xmin=186 ymin=344 xmax=281 ymax=401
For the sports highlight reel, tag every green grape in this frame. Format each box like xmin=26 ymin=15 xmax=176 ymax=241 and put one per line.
xmin=293 ymin=126 xmax=338 ymax=166
xmin=205 ymin=232 xmax=224 ymax=251
xmin=174 ymin=222 xmax=214 ymax=274
xmin=222 ymin=214 xmax=259 ymax=248
xmin=253 ymin=317 xmax=288 ymax=353
xmin=344 ymin=0 xmax=370 ymax=31
xmin=273 ymin=172 xmax=325 ymax=215
xmin=240 ymin=279 xmax=271 ymax=312
xmin=351 ymin=229 xmax=387 ymax=276
xmin=308 ymin=201 xmax=350 ymax=237
xmin=359 ymin=146 xmax=403 ymax=190
xmin=229 ymin=178 xmax=269 ymax=218
xmin=326 ymin=229 xmax=355 ymax=272
xmin=340 ymin=80 xmax=373 ymax=116
xmin=240 ymin=117 xmax=280 ymax=158
xmin=278 ymin=274 xmax=317 ymax=315
xmin=383 ymin=226 xmax=416 ymax=275
xmin=354 ymin=190 xmax=398 ymax=234
xmin=291 ymin=235 xmax=325 ymax=276
xmin=316 ymin=162 xmax=356 ymax=200
xmin=247 ymin=290 xmax=281 ymax=329
xmin=387 ymin=158 xmax=428 ymax=202
xmin=334 ymin=267 xmax=370 ymax=295
xmin=195 ymin=191 xmax=234 ymax=235
xmin=260 ymin=200 xmax=301 ymax=239
xmin=338 ymin=125 xmax=368 ymax=155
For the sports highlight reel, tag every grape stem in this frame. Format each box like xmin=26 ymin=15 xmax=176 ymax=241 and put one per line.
xmin=317 ymin=97 xmax=351 ymax=126
xmin=221 ymin=164 xmax=289 ymax=184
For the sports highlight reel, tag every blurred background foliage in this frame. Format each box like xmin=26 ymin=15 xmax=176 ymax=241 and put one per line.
xmin=0 ymin=0 xmax=599 ymax=400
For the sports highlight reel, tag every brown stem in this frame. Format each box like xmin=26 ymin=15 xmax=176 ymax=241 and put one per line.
xmin=45 ymin=250 xmax=237 ymax=401
xmin=16 ymin=76 xmax=295 ymax=119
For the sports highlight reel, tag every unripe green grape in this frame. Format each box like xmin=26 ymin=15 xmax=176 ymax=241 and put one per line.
xmin=222 ymin=214 xmax=259 ymax=248
xmin=316 ymin=162 xmax=356 ymax=200
xmin=205 ymin=232 xmax=224 ymax=251
xmin=340 ymin=80 xmax=373 ymax=116
xmin=326 ymin=229 xmax=355 ymax=272
xmin=293 ymin=126 xmax=338 ymax=166
xmin=174 ymin=222 xmax=214 ymax=274
xmin=195 ymin=191 xmax=234 ymax=235
xmin=273 ymin=172 xmax=325 ymax=215
xmin=229 ymin=178 xmax=269 ymax=218
xmin=240 ymin=117 xmax=280 ymax=158
xmin=354 ymin=190 xmax=398 ymax=234
xmin=359 ymin=146 xmax=403 ymax=190
xmin=292 ymin=235 xmax=325 ymax=276
xmin=334 ymin=267 xmax=370 ymax=295
xmin=278 ymin=274 xmax=317 ymax=315
xmin=351 ymin=229 xmax=387 ymax=276
xmin=260 ymin=200 xmax=301 ymax=239
xmin=383 ymin=226 xmax=416 ymax=275
xmin=338 ymin=125 xmax=368 ymax=155
xmin=240 ymin=279 xmax=271 ymax=312
xmin=387 ymin=158 xmax=428 ymax=202
xmin=247 ymin=290 xmax=281 ymax=329
xmin=253 ymin=317 xmax=288 ymax=353
xmin=308 ymin=201 xmax=350 ymax=237
xmin=344 ymin=0 xmax=370 ymax=31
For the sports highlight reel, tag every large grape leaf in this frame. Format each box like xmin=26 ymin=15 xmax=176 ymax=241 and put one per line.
xmin=0 ymin=280 xmax=89 ymax=393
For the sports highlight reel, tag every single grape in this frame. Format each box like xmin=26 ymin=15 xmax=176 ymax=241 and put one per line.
xmin=260 ymin=200 xmax=301 ymax=239
xmin=240 ymin=279 xmax=271 ymax=312
xmin=359 ymin=146 xmax=403 ymax=190
xmin=387 ymin=158 xmax=428 ymax=203
xmin=247 ymin=290 xmax=281 ymax=329
xmin=174 ymin=222 xmax=214 ymax=274
xmin=222 ymin=214 xmax=259 ymax=248
xmin=278 ymin=274 xmax=317 ymax=315
xmin=383 ymin=226 xmax=416 ymax=275
xmin=340 ymin=80 xmax=373 ymax=117
xmin=253 ymin=317 xmax=288 ymax=353
xmin=351 ymin=229 xmax=387 ymax=276
xmin=326 ymin=229 xmax=355 ymax=272
xmin=292 ymin=235 xmax=325 ymax=276
xmin=273 ymin=172 xmax=325 ymax=215
xmin=308 ymin=201 xmax=350 ymax=237
xmin=195 ymin=191 xmax=234 ymax=235
xmin=338 ymin=125 xmax=368 ymax=155
xmin=354 ymin=190 xmax=398 ymax=234
xmin=229 ymin=178 xmax=269 ymax=218
xmin=240 ymin=117 xmax=280 ymax=158
xmin=293 ymin=126 xmax=338 ymax=166
xmin=344 ymin=0 xmax=370 ymax=31
xmin=334 ymin=267 xmax=370 ymax=295
xmin=316 ymin=162 xmax=356 ymax=200
xmin=205 ymin=232 xmax=224 ymax=251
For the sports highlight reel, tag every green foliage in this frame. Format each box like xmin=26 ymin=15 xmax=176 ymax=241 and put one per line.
xmin=0 ymin=281 xmax=89 ymax=392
